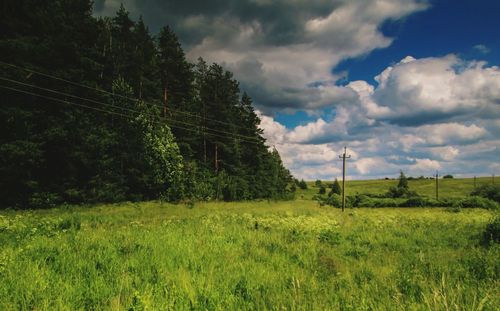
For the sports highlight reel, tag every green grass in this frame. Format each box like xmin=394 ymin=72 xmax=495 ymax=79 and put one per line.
xmin=301 ymin=177 xmax=494 ymax=200
xmin=1 ymin=201 xmax=498 ymax=310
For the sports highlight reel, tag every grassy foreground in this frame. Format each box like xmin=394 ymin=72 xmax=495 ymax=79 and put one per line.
xmin=1 ymin=201 xmax=498 ymax=310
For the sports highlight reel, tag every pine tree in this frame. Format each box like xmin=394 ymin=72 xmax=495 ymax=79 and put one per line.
xmin=329 ymin=178 xmax=342 ymax=196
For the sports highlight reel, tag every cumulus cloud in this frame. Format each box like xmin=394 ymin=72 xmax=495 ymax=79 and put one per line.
xmin=370 ymin=55 xmax=500 ymax=125
xmin=257 ymin=54 xmax=499 ymax=179
xmin=94 ymin=0 xmax=428 ymax=113
xmin=93 ymin=2 xmax=499 ymax=179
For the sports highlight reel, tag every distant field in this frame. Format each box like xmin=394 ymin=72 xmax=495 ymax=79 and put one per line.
xmin=1 ymin=201 xmax=498 ymax=310
xmin=298 ymin=177 xmax=494 ymax=200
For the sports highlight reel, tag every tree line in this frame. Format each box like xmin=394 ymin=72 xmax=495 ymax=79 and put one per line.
xmin=0 ymin=1 xmax=293 ymax=208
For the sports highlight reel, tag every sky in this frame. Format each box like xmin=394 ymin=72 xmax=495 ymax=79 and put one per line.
xmin=94 ymin=0 xmax=500 ymax=180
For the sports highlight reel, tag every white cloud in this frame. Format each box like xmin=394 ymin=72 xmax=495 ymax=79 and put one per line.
xmin=416 ymin=123 xmax=487 ymax=146
xmin=181 ymin=0 xmax=429 ymax=113
xmin=473 ymin=44 xmax=491 ymax=54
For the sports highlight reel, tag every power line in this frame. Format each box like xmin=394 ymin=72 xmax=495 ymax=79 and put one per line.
xmin=0 ymin=60 xmax=260 ymax=132
xmin=0 ymin=76 xmax=263 ymax=143
xmin=0 ymin=84 xmax=265 ymax=145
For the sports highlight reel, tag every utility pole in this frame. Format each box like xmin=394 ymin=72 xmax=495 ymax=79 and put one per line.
xmin=339 ymin=146 xmax=351 ymax=212
xmin=215 ymin=144 xmax=220 ymax=201
xmin=163 ymin=83 xmax=168 ymax=117
xmin=215 ymin=144 xmax=219 ymax=173
xmin=435 ymin=171 xmax=439 ymax=201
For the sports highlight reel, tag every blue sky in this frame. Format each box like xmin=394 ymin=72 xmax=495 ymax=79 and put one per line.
xmin=95 ymin=0 xmax=500 ymax=180
xmin=275 ymin=0 xmax=500 ymax=129
xmin=334 ymin=0 xmax=500 ymax=83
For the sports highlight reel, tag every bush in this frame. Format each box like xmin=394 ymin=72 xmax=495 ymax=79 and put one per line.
xmin=443 ymin=174 xmax=453 ymax=179
xmin=298 ymin=179 xmax=308 ymax=190
xmin=471 ymin=184 xmax=500 ymax=203
xmin=315 ymin=180 xmax=322 ymax=187
xmin=386 ymin=186 xmax=418 ymax=198
xmin=329 ymin=179 xmax=342 ymax=196
xmin=482 ymin=215 xmax=500 ymax=245
xmin=326 ymin=194 xmax=342 ymax=208
xmin=354 ymin=196 xmax=401 ymax=208
xmin=453 ymin=196 xmax=498 ymax=209
xmin=403 ymin=197 xmax=428 ymax=207
xmin=29 ymin=192 xmax=62 ymax=209
xmin=318 ymin=185 xmax=326 ymax=195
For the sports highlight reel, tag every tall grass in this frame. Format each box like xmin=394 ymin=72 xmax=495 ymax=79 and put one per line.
xmin=1 ymin=201 xmax=498 ymax=310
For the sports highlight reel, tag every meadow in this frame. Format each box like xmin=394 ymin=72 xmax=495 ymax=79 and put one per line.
xmin=299 ymin=177 xmax=495 ymax=200
xmin=1 ymin=194 xmax=498 ymax=310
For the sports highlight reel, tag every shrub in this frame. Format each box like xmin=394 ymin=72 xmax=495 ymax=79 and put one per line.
xmin=403 ymin=197 xmax=428 ymax=207
xmin=329 ymin=178 xmax=342 ymax=196
xmin=315 ymin=180 xmax=322 ymax=187
xmin=482 ymin=215 xmax=500 ymax=245
xmin=298 ymin=179 xmax=308 ymax=190
xmin=29 ymin=192 xmax=62 ymax=209
xmin=387 ymin=186 xmax=418 ymax=198
xmin=443 ymin=174 xmax=453 ymax=179
xmin=318 ymin=185 xmax=326 ymax=195
xmin=453 ymin=196 xmax=498 ymax=209
xmin=471 ymin=184 xmax=500 ymax=203
xmin=325 ymin=194 xmax=342 ymax=208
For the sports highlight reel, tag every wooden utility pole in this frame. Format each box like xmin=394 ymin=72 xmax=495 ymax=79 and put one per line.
xmin=215 ymin=144 xmax=221 ymax=201
xmin=163 ymin=83 xmax=168 ymax=117
xmin=435 ymin=171 xmax=439 ymax=201
xmin=214 ymin=144 xmax=219 ymax=173
xmin=339 ymin=146 xmax=351 ymax=212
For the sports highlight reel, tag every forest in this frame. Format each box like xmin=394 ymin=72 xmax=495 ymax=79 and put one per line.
xmin=0 ymin=1 xmax=293 ymax=209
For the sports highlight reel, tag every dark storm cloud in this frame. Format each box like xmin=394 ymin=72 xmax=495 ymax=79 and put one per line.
xmin=93 ymin=0 xmax=340 ymax=47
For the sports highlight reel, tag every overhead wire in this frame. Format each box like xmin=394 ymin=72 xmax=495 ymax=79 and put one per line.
xmin=0 ymin=60 xmax=262 ymax=132
xmin=0 ymin=84 xmax=265 ymax=145
xmin=0 ymin=76 xmax=263 ymax=143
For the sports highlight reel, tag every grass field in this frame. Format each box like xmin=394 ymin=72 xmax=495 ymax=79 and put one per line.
xmin=1 ymin=198 xmax=498 ymax=310
xmin=299 ymin=177 xmax=495 ymax=200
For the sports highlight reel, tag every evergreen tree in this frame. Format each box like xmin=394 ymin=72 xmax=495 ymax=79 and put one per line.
xmin=329 ymin=178 xmax=342 ymax=196
xmin=397 ymin=170 xmax=409 ymax=190
xmin=298 ymin=179 xmax=308 ymax=190
xmin=0 ymin=1 xmax=295 ymax=207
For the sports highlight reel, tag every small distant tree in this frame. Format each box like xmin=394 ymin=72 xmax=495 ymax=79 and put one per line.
xmin=329 ymin=178 xmax=342 ymax=197
xmin=298 ymin=179 xmax=308 ymax=190
xmin=387 ymin=170 xmax=417 ymax=198
xmin=443 ymin=174 xmax=453 ymax=179
xmin=290 ymin=183 xmax=296 ymax=193
xmin=318 ymin=185 xmax=326 ymax=195
xmin=315 ymin=180 xmax=322 ymax=187
xmin=397 ymin=171 xmax=408 ymax=190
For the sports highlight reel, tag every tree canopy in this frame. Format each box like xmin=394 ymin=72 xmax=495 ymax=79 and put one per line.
xmin=0 ymin=1 xmax=293 ymax=208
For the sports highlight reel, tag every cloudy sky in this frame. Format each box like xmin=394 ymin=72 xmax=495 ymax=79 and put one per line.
xmin=94 ymin=0 xmax=500 ymax=180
